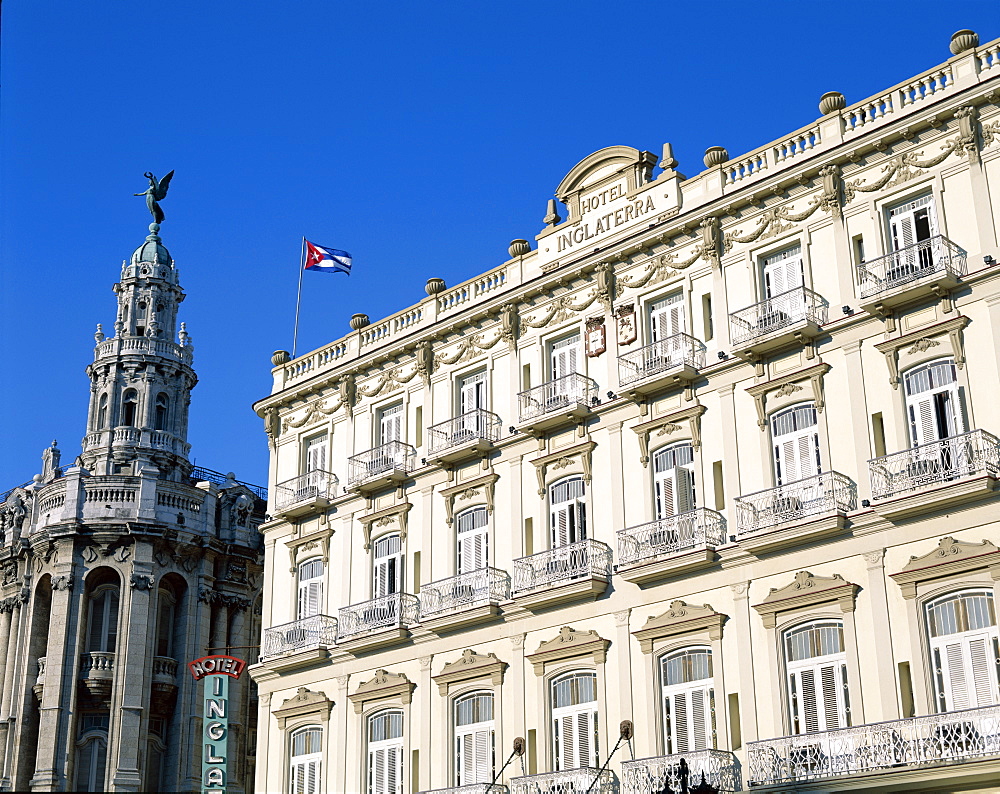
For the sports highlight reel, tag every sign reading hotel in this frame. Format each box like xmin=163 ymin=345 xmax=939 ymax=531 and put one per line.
xmin=190 ymin=655 xmax=247 ymax=794
xmin=555 ymin=180 xmax=658 ymax=254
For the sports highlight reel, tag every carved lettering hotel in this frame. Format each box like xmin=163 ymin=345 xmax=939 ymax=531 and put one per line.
xmin=251 ymin=31 xmax=1000 ymax=794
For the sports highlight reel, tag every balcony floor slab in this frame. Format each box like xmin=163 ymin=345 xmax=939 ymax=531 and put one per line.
xmin=258 ymin=646 xmax=332 ymax=674
xmin=873 ymin=475 xmax=998 ymax=521
xmin=428 ymin=438 xmax=496 ymax=466
xmin=858 ymin=271 xmax=961 ymax=315
xmin=335 ymin=626 xmax=412 ymax=654
xmin=736 ymin=319 xmax=822 ymax=360
xmin=274 ymin=496 xmax=333 ymax=519
xmin=518 ymin=405 xmax=591 ymax=436
xmin=512 ymin=576 xmax=608 ymax=611
xmin=616 ymin=547 xmax=718 ymax=585
xmin=739 ymin=513 xmax=848 ymax=555
xmin=420 ymin=603 xmax=502 ymax=634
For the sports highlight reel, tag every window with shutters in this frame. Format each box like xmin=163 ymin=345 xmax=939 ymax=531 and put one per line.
xmin=784 ymin=621 xmax=851 ymax=735
xmin=456 ymin=506 xmax=489 ymax=574
xmin=926 ymin=590 xmax=1000 ymax=712
xmin=903 ymin=359 xmax=964 ymax=447
xmin=97 ymin=393 xmax=109 ymax=429
xmin=367 ymin=709 xmax=404 ymax=794
xmin=888 ymin=193 xmax=938 ymax=267
xmin=373 ymin=534 xmax=403 ymax=598
xmin=454 ymin=692 xmax=495 ymax=785
xmin=378 ymin=403 xmax=404 ymax=446
xmin=761 ymin=245 xmax=805 ymax=299
xmin=550 ymin=335 xmax=581 ymax=381
xmin=87 ymin=586 xmax=119 ymax=653
xmin=549 ymin=477 xmax=587 ymax=549
xmin=660 ymin=648 xmax=717 ymax=755
xmin=551 ymin=671 xmax=599 ymax=770
xmin=297 ymin=558 xmax=325 ymax=620
xmin=304 ymin=434 xmax=328 ymax=474
xmin=121 ymin=389 xmax=138 ymax=427
xmin=771 ymin=403 xmax=821 ymax=486
xmin=289 ymin=726 xmax=322 ymax=794
xmin=653 ymin=443 xmax=696 ymax=518
xmin=459 ymin=370 xmax=488 ymax=414
xmin=649 ymin=292 xmax=686 ymax=343
xmin=74 ymin=734 xmax=108 ymax=792
xmin=154 ymin=393 xmax=169 ymax=431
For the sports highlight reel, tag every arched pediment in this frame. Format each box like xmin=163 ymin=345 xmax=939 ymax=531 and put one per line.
xmin=555 ymin=146 xmax=656 ymax=201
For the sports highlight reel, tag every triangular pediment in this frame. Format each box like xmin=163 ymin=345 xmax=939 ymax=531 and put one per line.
xmin=349 ymin=669 xmax=415 ymax=713
xmin=753 ymin=571 xmax=860 ymax=628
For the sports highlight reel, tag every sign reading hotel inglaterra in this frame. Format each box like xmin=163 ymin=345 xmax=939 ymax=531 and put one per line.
xmin=556 ymin=186 xmax=658 ymax=253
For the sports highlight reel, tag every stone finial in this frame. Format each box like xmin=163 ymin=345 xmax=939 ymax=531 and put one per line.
xmin=659 ymin=142 xmax=678 ymax=170
xmin=425 ymin=278 xmax=446 ymax=296
xmin=271 ymin=350 xmax=290 ymax=366
xmin=543 ymin=198 xmax=561 ymax=227
xmin=508 ymin=239 xmax=530 ymax=258
xmin=819 ymin=91 xmax=846 ymax=115
xmin=950 ymin=29 xmax=979 ymax=55
xmin=349 ymin=313 xmax=370 ymax=331
xmin=703 ymin=146 xmax=729 ymax=168
xmin=94 ymin=324 xmax=105 ymax=344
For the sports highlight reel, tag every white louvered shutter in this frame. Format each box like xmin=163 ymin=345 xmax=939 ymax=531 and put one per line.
xmin=889 ymin=195 xmax=937 ymax=251
xmin=771 ymin=405 xmax=820 ymax=486
xmin=456 ymin=507 xmax=489 ymax=574
xmin=904 ymin=361 xmax=963 ymax=448
xmin=379 ymin=404 xmax=403 ymax=445
xmin=663 ymin=686 xmax=714 ymax=754
xmin=551 ymin=335 xmax=580 ymax=380
xmin=460 ymin=371 xmax=487 ymax=414
xmin=763 ymin=247 xmax=804 ymax=299
xmin=788 ymin=660 xmax=849 ymax=734
xmin=373 ymin=535 xmax=402 ymax=598
xmin=305 ymin=435 xmax=327 ymax=473
xmin=297 ymin=559 xmax=324 ymax=620
xmin=550 ymin=478 xmax=586 ymax=547
xmin=933 ymin=631 xmax=1000 ymax=711
xmin=650 ymin=293 xmax=686 ymax=343
xmin=456 ymin=726 xmax=494 ymax=784
xmin=291 ymin=757 xmax=320 ymax=794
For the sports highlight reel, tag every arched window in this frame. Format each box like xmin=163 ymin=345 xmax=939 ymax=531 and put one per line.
xmin=926 ymin=590 xmax=999 ymax=712
xmin=367 ymin=710 xmax=403 ymax=794
xmin=155 ymin=589 xmax=175 ymax=658
xmin=551 ymin=671 xmax=598 ymax=771
xmin=904 ymin=359 xmax=964 ymax=447
xmin=771 ymin=403 xmax=820 ymax=485
xmin=75 ymin=733 xmax=108 ymax=792
xmin=297 ymin=558 xmax=324 ymax=620
xmin=289 ymin=725 xmax=322 ymax=794
xmin=97 ymin=394 xmax=108 ymax=430
xmin=653 ymin=443 xmax=696 ymax=518
xmin=550 ymin=477 xmax=586 ymax=548
xmin=660 ymin=648 xmax=716 ymax=754
xmin=784 ymin=620 xmax=850 ymax=734
xmin=456 ymin=507 xmax=489 ymax=574
xmin=87 ymin=586 xmax=119 ymax=653
xmin=121 ymin=390 xmax=138 ymax=427
xmin=154 ymin=394 xmax=169 ymax=431
xmin=373 ymin=534 xmax=402 ymax=598
xmin=455 ymin=692 xmax=494 ymax=785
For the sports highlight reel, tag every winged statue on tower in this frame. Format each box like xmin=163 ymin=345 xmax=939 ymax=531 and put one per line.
xmin=134 ymin=170 xmax=175 ymax=224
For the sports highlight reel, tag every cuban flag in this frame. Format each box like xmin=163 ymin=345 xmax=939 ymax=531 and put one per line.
xmin=304 ymin=240 xmax=352 ymax=274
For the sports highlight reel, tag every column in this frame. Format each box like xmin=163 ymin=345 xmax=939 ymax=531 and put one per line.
xmin=842 ymin=340 xmax=874 ymax=501
xmin=717 ymin=385 xmax=742 ymax=517
xmin=730 ymin=582 xmax=758 ymax=742
xmin=612 ymin=609 xmax=634 ymax=755
xmin=864 ymin=549 xmax=899 ymax=721
xmin=0 ymin=602 xmax=21 ymax=787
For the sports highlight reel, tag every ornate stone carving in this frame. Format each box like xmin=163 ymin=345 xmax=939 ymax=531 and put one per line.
xmin=433 ymin=649 xmax=508 ymax=693
xmin=440 ymin=475 xmax=498 ymax=525
xmin=499 ymin=303 xmax=520 ymax=349
xmin=358 ymin=502 xmax=412 ymax=549
xmin=129 ymin=573 xmax=153 ymax=590
xmin=526 ymin=626 xmax=610 ymax=674
xmin=273 ymin=687 xmax=334 ymax=729
xmin=530 ymin=442 xmax=595 ymax=496
xmin=51 ymin=575 xmax=74 ymax=591
xmin=746 ymin=363 xmax=830 ymax=429
xmin=632 ymin=601 xmax=728 ymax=653
xmin=349 ymin=669 xmax=416 ymax=713
xmin=632 ymin=405 xmax=705 ymax=466
xmin=753 ymin=571 xmax=860 ymax=628
xmin=874 ymin=316 xmax=967 ymax=389
xmin=891 ymin=537 xmax=1000 ymax=599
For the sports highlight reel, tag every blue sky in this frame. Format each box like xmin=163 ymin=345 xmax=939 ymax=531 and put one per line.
xmin=1 ymin=1 xmax=994 ymax=488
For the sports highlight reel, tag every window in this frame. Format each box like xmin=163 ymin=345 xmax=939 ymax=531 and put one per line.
xmin=297 ymin=559 xmax=324 ymax=620
xmin=456 ymin=507 xmax=489 ymax=574
xmin=455 ymin=692 xmax=495 ymax=785
xmin=784 ymin=621 xmax=850 ymax=734
xmin=373 ymin=534 xmax=403 ymax=598
xmin=155 ymin=591 xmax=175 ymax=657
xmin=650 ymin=292 xmax=685 ymax=342
xmin=154 ymin=393 xmax=169 ymax=431
xmin=549 ymin=477 xmax=587 ymax=548
xmin=290 ymin=726 xmax=322 ymax=794
xmin=304 ymin=434 xmax=328 ymax=474
xmin=379 ymin=404 xmax=404 ymax=446
xmin=121 ymin=390 xmax=138 ymax=427
xmin=762 ymin=246 xmax=804 ymax=299
xmin=889 ymin=194 xmax=938 ymax=253
xmin=97 ymin=394 xmax=108 ymax=429
xmin=661 ymin=648 xmax=716 ymax=754
xmin=904 ymin=359 xmax=964 ymax=446
xmin=368 ymin=710 xmax=404 ymax=794
xmin=653 ymin=443 xmax=696 ymax=518
xmin=88 ymin=586 xmax=119 ymax=653
xmin=771 ymin=403 xmax=821 ymax=485
xmin=550 ymin=335 xmax=581 ymax=381
xmin=459 ymin=371 xmax=488 ymax=414
xmin=926 ymin=590 xmax=999 ymax=712
xmin=75 ymin=735 xmax=108 ymax=792
xmin=551 ymin=672 xmax=599 ymax=770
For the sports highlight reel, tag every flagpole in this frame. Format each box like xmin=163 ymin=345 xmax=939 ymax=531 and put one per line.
xmin=291 ymin=237 xmax=306 ymax=358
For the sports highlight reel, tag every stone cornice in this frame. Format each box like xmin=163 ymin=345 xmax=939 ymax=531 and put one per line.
xmin=273 ymin=687 xmax=334 ymax=729
xmin=433 ymin=649 xmax=508 ymax=694
xmin=873 ymin=315 xmax=968 ymax=389
xmin=632 ymin=601 xmax=728 ymax=654
xmin=348 ymin=669 xmax=415 ymax=714
xmin=745 ymin=363 xmax=831 ymax=429
xmin=438 ymin=474 xmax=499 ymax=525
xmin=526 ymin=626 xmax=610 ymax=674
xmin=357 ymin=502 xmax=412 ymax=550
xmin=891 ymin=536 xmax=1000 ymax=598
xmin=530 ymin=442 xmax=596 ymax=496
xmin=632 ymin=404 xmax=705 ymax=466
xmin=753 ymin=571 xmax=860 ymax=629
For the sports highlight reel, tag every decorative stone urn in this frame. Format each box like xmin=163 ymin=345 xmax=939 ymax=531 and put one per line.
xmin=349 ymin=313 xmax=370 ymax=331
xmin=703 ymin=146 xmax=729 ymax=168
xmin=818 ymin=91 xmax=846 ymax=115
xmin=271 ymin=350 xmax=290 ymax=366
xmin=425 ymin=278 xmax=446 ymax=296
xmin=950 ymin=30 xmax=978 ymax=56
xmin=508 ymin=239 xmax=530 ymax=258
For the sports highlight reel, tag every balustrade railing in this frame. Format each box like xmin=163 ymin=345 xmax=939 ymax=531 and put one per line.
xmin=336 ymin=593 xmax=420 ymax=641
xmin=419 ymin=784 xmax=509 ymax=794
xmin=518 ymin=373 xmax=599 ymax=423
xmin=152 ymin=656 xmax=179 ymax=677
xmin=260 ymin=615 xmax=338 ymax=658
xmin=512 ymin=539 xmax=612 ymax=594
xmin=735 ymin=471 xmax=855 ymax=536
xmin=347 ymin=441 xmax=417 ymax=487
xmin=857 ymin=235 xmax=967 ymax=298
xmin=188 ymin=466 xmax=268 ymax=500
xmin=748 ymin=704 xmax=1000 ymax=785
xmin=729 ymin=286 xmax=828 ymax=347
xmin=617 ymin=333 xmax=706 ymax=387
xmin=273 ymin=470 xmax=339 ymax=511
xmin=94 ymin=336 xmax=193 ymax=364
xmin=420 ymin=567 xmax=511 ymax=618
xmin=510 ymin=768 xmax=615 ymax=794
xmin=427 ymin=409 xmax=503 ymax=455
xmin=79 ymin=651 xmax=116 ymax=674
xmin=621 ymin=749 xmax=741 ymax=794
xmin=868 ymin=429 xmax=1000 ymax=501
xmin=617 ymin=509 xmax=726 ymax=566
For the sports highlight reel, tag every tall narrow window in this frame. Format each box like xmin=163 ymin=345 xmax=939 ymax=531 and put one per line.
xmin=155 ymin=591 xmax=175 ymax=657
xmin=455 ymin=692 xmax=495 ymax=785
xmin=903 ymin=359 xmax=964 ymax=447
xmin=762 ymin=246 xmax=804 ymax=299
xmin=550 ymin=335 xmax=581 ymax=381
xmin=97 ymin=394 xmax=108 ymax=429
xmin=459 ymin=371 xmax=488 ymax=414
xmin=549 ymin=477 xmax=587 ymax=548
xmin=379 ymin=404 xmax=404 ymax=445
xmin=121 ymin=390 xmax=138 ymax=427
xmin=75 ymin=735 xmax=108 ymax=792
xmin=290 ymin=726 xmax=322 ymax=794
xmin=373 ymin=534 xmax=403 ymax=598
xmin=661 ymin=648 xmax=716 ymax=755
xmin=456 ymin=506 xmax=489 ymax=574
xmin=368 ymin=710 xmax=404 ymax=794
xmin=297 ymin=558 xmax=324 ymax=620
xmin=784 ymin=621 xmax=851 ymax=734
xmin=653 ymin=443 xmax=696 ymax=518
xmin=771 ymin=403 xmax=821 ymax=486
xmin=88 ymin=587 xmax=119 ymax=653
xmin=551 ymin=672 xmax=599 ymax=771
xmin=926 ymin=590 xmax=999 ymax=712
xmin=889 ymin=194 xmax=938 ymax=253
xmin=650 ymin=292 xmax=686 ymax=342
xmin=154 ymin=393 xmax=169 ymax=431
xmin=302 ymin=434 xmax=328 ymax=498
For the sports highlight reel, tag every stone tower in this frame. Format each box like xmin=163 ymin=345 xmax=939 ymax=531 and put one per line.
xmin=0 ymin=222 xmax=265 ymax=792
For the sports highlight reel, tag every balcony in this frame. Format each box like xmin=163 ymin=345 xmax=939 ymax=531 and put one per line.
xmin=419 ymin=785 xmax=509 ymax=794
xmin=511 ymin=539 xmax=612 ymax=610
xmin=517 ymin=373 xmax=598 ymax=434
xmin=427 ymin=409 xmax=503 ymax=464
xmin=260 ymin=615 xmax=338 ymax=667
xmin=729 ymin=286 xmax=828 ymax=359
xmin=419 ymin=567 xmax=510 ymax=632
xmin=747 ymin=704 xmax=1000 ymax=790
xmin=79 ymin=651 xmax=115 ymax=702
xmin=621 ymin=749 xmax=741 ymax=794
xmin=616 ymin=508 xmax=727 ymax=584
xmin=510 ymin=768 xmax=615 ymax=794
xmin=618 ymin=333 xmax=706 ymax=397
xmin=857 ymin=235 xmax=966 ymax=313
xmin=336 ymin=593 xmax=420 ymax=651
xmin=272 ymin=470 xmax=338 ymax=517
xmin=347 ymin=440 xmax=417 ymax=492
xmin=735 ymin=471 xmax=856 ymax=554
xmin=868 ymin=429 xmax=1000 ymax=520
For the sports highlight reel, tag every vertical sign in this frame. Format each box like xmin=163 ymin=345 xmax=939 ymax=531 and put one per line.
xmin=189 ymin=655 xmax=247 ymax=794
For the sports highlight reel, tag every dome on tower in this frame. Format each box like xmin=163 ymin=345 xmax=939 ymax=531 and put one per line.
xmin=131 ymin=223 xmax=172 ymax=267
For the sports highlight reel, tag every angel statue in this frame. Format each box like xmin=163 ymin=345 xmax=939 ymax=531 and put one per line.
xmin=134 ymin=170 xmax=175 ymax=224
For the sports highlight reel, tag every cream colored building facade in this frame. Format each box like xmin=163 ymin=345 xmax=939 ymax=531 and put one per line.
xmin=251 ymin=30 xmax=1000 ymax=794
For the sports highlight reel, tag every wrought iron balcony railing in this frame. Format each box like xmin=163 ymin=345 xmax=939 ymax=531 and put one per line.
xmin=621 ymin=749 xmax=742 ymax=794
xmin=273 ymin=470 xmax=338 ymax=512
xmin=427 ymin=409 xmax=503 ymax=455
xmin=510 ymin=768 xmax=616 ymax=794
xmin=260 ymin=615 xmax=338 ymax=658
xmin=420 ymin=567 xmax=511 ymax=618
xmin=735 ymin=471 xmax=856 ymax=536
xmin=618 ymin=333 xmax=706 ymax=387
xmin=419 ymin=785 xmax=509 ymax=794
xmin=336 ymin=593 xmax=420 ymax=641
xmin=857 ymin=235 xmax=967 ymax=298
xmin=512 ymin=539 xmax=613 ymax=595
xmin=347 ymin=440 xmax=417 ymax=487
xmin=729 ymin=286 xmax=828 ymax=347
xmin=518 ymin=373 xmax=599 ymax=423
xmin=868 ymin=429 xmax=1000 ymax=501
xmin=617 ymin=509 xmax=727 ymax=566
xmin=747 ymin=704 xmax=1000 ymax=786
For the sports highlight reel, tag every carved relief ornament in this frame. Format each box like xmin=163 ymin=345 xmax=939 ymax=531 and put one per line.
xmin=632 ymin=405 xmax=705 ymax=467
xmin=439 ymin=474 xmax=498 ymax=525
xmin=746 ymin=363 xmax=830 ymax=430
xmin=632 ymin=600 xmax=728 ymax=654
xmin=526 ymin=626 xmax=610 ymax=674
xmin=433 ymin=649 xmax=508 ymax=694
xmin=753 ymin=571 xmax=860 ymax=629
xmin=874 ymin=315 xmax=967 ymax=389
xmin=348 ymin=669 xmax=415 ymax=714
xmin=891 ymin=537 xmax=1000 ymax=599
xmin=358 ymin=502 xmax=412 ymax=550
xmin=530 ymin=442 xmax=595 ymax=496
xmin=273 ymin=687 xmax=334 ymax=729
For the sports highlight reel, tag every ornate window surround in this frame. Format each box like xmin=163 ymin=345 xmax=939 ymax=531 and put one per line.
xmin=348 ymin=669 xmax=416 ymax=715
xmin=358 ymin=502 xmax=412 ymax=551
xmin=745 ymin=363 xmax=830 ymax=430
xmin=530 ymin=441 xmax=595 ymax=496
xmin=439 ymin=474 xmax=498 ymax=525
xmin=273 ymin=687 xmax=334 ymax=731
xmin=873 ymin=315 xmax=968 ymax=390
xmin=632 ymin=405 xmax=705 ymax=467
